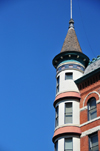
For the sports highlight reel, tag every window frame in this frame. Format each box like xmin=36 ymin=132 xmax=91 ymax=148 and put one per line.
xmin=64 ymin=102 xmax=73 ymax=124
xmin=55 ymin=106 xmax=59 ymax=127
xmin=56 ymin=76 xmax=60 ymax=93
xmin=65 ymin=72 xmax=73 ymax=80
xmin=89 ymin=132 xmax=99 ymax=151
xmin=64 ymin=137 xmax=73 ymax=151
xmin=88 ymin=97 xmax=97 ymax=121
xmin=55 ymin=140 xmax=58 ymax=151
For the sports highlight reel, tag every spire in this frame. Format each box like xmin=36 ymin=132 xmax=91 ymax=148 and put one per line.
xmin=60 ymin=0 xmax=82 ymax=53
xmin=60 ymin=27 xmax=82 ymax=53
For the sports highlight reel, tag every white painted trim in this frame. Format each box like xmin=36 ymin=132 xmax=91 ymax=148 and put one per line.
xmin=57 ymin=61 xmax=85 ymax=69
xmin=55 ymin=124 xmax=80 ymax=131
xmin=80 ymin=116 xmax=100 ymax=127
xmin=96 ymin=100 xmax=100 ymax=104
xmin=80 ymin=106 xmax=87 ymax=112
xmin=81 ymin=126 xmax=100 ymax=137
xmin=83 ymin=91 xmax=100 ymax=107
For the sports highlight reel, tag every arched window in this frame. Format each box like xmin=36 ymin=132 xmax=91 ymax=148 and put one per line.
xmin=88 ymin=97 xmax=97 ymax=121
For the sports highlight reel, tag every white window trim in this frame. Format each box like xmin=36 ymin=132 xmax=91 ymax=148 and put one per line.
xmin=83 ymin=91 xmax=100 ymax=107
xmin=80 ymin=116 xmax=100 ymax=127
xmin=80 ymin=106 xmax=87 ymax=112
xmin=81 ymin=126 xmax=100 ymax=137
xmin=96 ymin=99 xmax=100 ymax=104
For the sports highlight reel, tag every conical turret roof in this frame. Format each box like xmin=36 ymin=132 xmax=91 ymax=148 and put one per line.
xmin=60 ymin=19 xmax=82 ymax=53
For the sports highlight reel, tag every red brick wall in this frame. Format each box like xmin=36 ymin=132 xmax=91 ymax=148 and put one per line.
xmin=98 ymin=130 xmax=100 ymax=150
xmin=80 ymin=109 xmax=88 ymax=124
xmin=81 ymin=136 xmax=89 ymax=151
xmin=81 ymin=119 xmax=100 ymax=132
xmin=79 ymin=75 xmax=100 ymax=151
xmin=97 ymin=103 xmax=100 ymax=117
xmin=81 ymin=131 xmax=100 ymax=151
xmin=80 ymin=80 xmax=100 ymax=109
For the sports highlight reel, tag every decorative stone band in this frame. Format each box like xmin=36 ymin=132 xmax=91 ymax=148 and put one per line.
xmin=80 ymin=116 xmax=100 ymax=127
xmin=56 ymin=63 xmax=85 ymax=74
xmin=52 ymin=126 xmax=81 ymax=142
xmin=54 ymin=91 xmax=81 ymax=107
xmin=81 ymin=126 xmax=100 ymax=137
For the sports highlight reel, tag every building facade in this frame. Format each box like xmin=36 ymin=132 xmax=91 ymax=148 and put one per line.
xmin=52 ymin=18 xmax=100 ymax=151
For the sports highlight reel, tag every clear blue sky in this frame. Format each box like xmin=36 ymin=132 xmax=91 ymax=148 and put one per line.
xmin=0 ymin=0 xmax=100 ymax=151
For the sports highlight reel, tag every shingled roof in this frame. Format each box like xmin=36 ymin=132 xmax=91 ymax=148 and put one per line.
xmin=60 ymin=20 xmax=82 ymax=53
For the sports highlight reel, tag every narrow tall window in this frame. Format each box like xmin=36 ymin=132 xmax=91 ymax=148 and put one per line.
xmin=55 ymin=141 xmax=58 ymax=151
xmin=65 ymin=103 xmax=72 ymax=124
xmin=88 ymin=97 xmax=97 ymax=121
xmin=55 ymin=106 xmax=59 ymax=127
xmin=89 ymin=133 xmax=98 ymax=151
xmin=65 ymin=138 xmax=73 ymax=151
xmin=65 ymin=73 xmax=73 ymax=80
xmin=56 ymin=76 xmax=59 ymax=93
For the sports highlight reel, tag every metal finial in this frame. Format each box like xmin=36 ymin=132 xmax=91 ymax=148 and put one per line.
xmin=70 ymin=0 xmax=72 ymax=19
xmin=69 ymin=0 xmax=74 ymax=28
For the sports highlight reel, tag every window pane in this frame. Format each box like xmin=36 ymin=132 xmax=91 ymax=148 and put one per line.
xmin=57 ymin=77 xmax=59 ymax=85
xmin=91 ymin=135 xmax=98 ymax=147
xmin=65 ymin=103 xmax=72 ymax=112
xmin=65 ymin=138 xmax=72 ymax=150
xmin=90 ymin=109 xmax=97 ymax=120
xmin=65 ymin=115 xmax=72 ymax=123
xmin=55 ymin=106 xmax=59 ymax=127
xmin=65 ymin=103 xmax=72 ymax=123
xmin=56 ymin=86 xmax=59 ymax=93
xmin=91 ymin=146 xmax=99 ymax=151
xmin=89 ymin=98 xmax=96 ymax=109
xmin=55 ymin=141 xmax=58 ymax=151
xmin=89 ymin=133 xmax=98 ymax=151
xmin=56 ymin=107 xmax=58 ymax=117
xmin=88 ymin=98 xmax=97 ymax=120
xmin=65 ymin=73 xmax=73 ymax=80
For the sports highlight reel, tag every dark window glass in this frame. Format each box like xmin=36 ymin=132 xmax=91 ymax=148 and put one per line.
xmin=88 ymin=97 xmax=97 ymax=121
xmin=65 ymin=138 xmax=73 ymax=151
xmin=65 ymin=73 xmax=73 ymax=80
xmin=65 ymin=103 xmax=72 ymax=124
xmin=55 ymin=141 xmax=58 ymax=151
xmin=89 ymin=133 xmax=99 ymax=151
xmin=55 ymin=106 xmax=59 ymax=127
xmin=56 ymin=76 xmax=59 ymax=93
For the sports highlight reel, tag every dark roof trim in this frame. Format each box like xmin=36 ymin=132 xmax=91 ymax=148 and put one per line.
xmin=52 ymin=51 xmax=89 ymax=69
xmin=75 ymin=68 xmax=100 ymax=84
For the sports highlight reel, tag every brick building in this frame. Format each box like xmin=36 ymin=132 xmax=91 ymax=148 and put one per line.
xmin=52 ymin=18 xmax=100 ymax=151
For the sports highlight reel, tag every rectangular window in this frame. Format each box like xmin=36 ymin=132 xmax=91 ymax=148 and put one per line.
xmin=55 ymin=106 xmax=59 ymax=127
xmin=89 ymin=133 xmax=99 ymax=151
xmin=56 ymin=76 xmax=59 ymax=93
xmin=88 ymin=98 xmax=97 ymax=121
xmin=55 ymin=141 xmax=58 ymax=151
xmin=65 ymin=103 xmax=72 ymax=124
xmin=65 ymin=73 xmax=73 ymax=80
xmin=65 ymin=138 xmax=73 ymax=151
